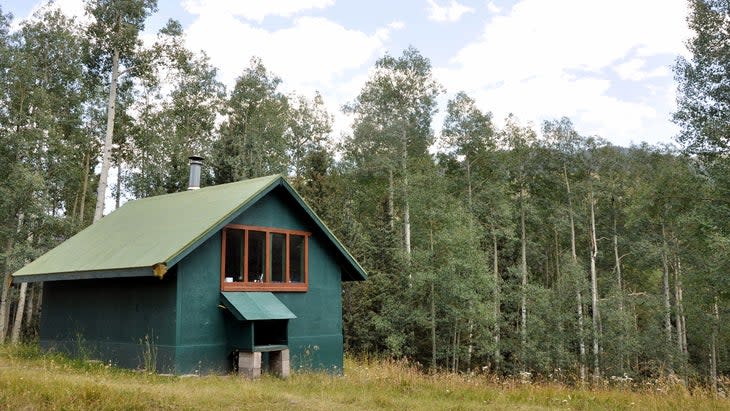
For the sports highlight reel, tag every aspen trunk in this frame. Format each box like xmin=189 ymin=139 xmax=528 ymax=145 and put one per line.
xmin=577 ymin=290 xmax=587 ymax=382
xmin=455 ymin=325 xmax=460 ymax=372
xmin=493 ymin=229 xmax=501 ymax=370
xmin=674 ymin=254 xmax=687 ymax=357
xmin=613 ymin=211 xmax=623 ymax=311
xmin=0 ymin=271 xmax=12 ymax=342
xmin=589 ymin=188 xmax=601 ymax=381
xmin=464 ymin=159 xmax=473 ymax=371
xmin=519 ymin=188 xmax=528 ymax=362
xmin=94 ymin=47 xmax=120 ymax=223
xmin=466 ymin=320 xmax=473 ymax=371
xmin=554 ymin=228 xmax=560 ymax=281
xmin=0 ymin=228 xmax=17 ymax=342
xmin=661 ymin=224 xmax=673 ymax=372
xmin=401 ymin=129 xmax=411 ymax=258
xmin=24 ymin=283 xmax=34 ymax=328
xmin=79 ymin=148 xmax=91 ymax=226
xmin=565 ymin=165 xmax=586 ymax=383
xmin=431 ymin=281 xmax=436 ymax=371
xmin=673 ymin=254 xmax=687 ymax=381
xmin=10 ymin=281 xmax=27 ymax=344
xmin=612 ymin=206 xmax=625 ymax=373
xmin=711 ymin=296 xmax=719 ymax=395
xmin=429 ymin=225 xmax=436 ymax=371
xmin=115 ymin=163 xmax=123 ymax=210
xmin=388 ymin=169 xmax=395 ymax=231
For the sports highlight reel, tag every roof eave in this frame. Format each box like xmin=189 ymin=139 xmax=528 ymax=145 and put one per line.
xmin=12 ymin=266 xmax=155 ymax=283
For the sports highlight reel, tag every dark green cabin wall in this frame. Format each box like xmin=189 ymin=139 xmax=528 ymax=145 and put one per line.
xmin=39 ymin=275 xmax=177 ymax=372
xmin=175 ymin=187 xmax=344 ymax=374
xmin=174 ymin=231 xmax=231 ymax=374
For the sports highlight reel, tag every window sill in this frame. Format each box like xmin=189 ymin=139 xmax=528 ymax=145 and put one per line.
xmin=221 ymin=283 xmax=308 ymax=292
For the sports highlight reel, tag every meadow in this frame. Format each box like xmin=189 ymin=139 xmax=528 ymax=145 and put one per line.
xmin=0 ymin=345 xmax=727 ymax=410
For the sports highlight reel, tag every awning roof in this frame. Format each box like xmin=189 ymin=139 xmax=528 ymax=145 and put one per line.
xmin=220 ymin=292 xmax=296 ymax=321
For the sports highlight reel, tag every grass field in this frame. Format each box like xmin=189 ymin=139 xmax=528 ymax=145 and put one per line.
xmin=0 ymin=345 xmax=727 ymax=410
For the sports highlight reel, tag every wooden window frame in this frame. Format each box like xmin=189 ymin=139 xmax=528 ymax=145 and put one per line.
xmin=221 ymin=224 xmax=309 ymax=292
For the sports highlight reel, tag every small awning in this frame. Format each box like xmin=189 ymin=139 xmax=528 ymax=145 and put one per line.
xmin=220 ymin=292 xmax=296 ymax=321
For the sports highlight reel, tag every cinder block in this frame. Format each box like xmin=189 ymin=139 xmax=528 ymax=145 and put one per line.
xmin=238 ymin=352 xmax=262 ymax=379
xmin=270 ymin=349 xmax=290 ymax=378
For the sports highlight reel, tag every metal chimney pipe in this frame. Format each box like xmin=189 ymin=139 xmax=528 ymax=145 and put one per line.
xmin=188 ymin=156 xmax=204 ymax=190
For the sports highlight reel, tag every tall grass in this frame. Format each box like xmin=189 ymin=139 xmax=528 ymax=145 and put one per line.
xmin=0 ymin=345 xmax=726 ymax=410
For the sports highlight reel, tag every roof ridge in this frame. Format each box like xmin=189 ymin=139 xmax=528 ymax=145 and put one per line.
xmin=125 ymin=174 xmax=282 ymax=205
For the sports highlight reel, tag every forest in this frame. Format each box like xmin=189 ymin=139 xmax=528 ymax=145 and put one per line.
xmin=0 ymin=0 xmax=728 ymax=391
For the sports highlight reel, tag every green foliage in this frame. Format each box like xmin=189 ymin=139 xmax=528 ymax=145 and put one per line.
xmin=674 ymin=0 xmax=730 ymax=157
xmin=0 ymin=5 xmax=728 ymax=388
xmin=210 ymin=57 xmax=289 ymax=182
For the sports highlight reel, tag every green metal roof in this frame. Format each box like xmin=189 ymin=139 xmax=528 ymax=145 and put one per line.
xmin=220 ymin=292 xmax=296 ymax=321
xmin=12 ymin=175 xmax=367 ymax=283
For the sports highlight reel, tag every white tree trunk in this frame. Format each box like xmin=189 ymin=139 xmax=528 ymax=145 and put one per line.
xmin=519 ymin=188 xmax=528 ymax=362
xmin=402 ymin=130 xmax=411 ymax=258
xmin=565 ymin=165 xmax=586 ymax=383
xmin=661 ymin=224 xmax=673 ymax=372
xmin=711 ymin=295 xmax=719 ymax=395
xmin=613 ymin=214 xmax=623 ymax=311
xmin=613 ymin=209 xmax=625 ymax=373
xmin=493 ymin=229 xmax=501 ymax=370
xmin=10 ymin=282 xmax=27 ymax=344
xmin=673 ymin=255 xmax=687 ymax=361
xmin=388 ymin=168 xmax=395 ymax=231
xmin=589 ymin=189 xmax=601 ymax=381
xmin=24 ymin=283 xmax=34 ymax=328
xmin=94 ymin=47 xmax=120 ymax=223
xmin=0 ymin=271 xmax=12 ymax=342
xmin=431 ymin=281 xmax=436 ymax=371
xmin=78 ymin=148 xmax=91 ymax=226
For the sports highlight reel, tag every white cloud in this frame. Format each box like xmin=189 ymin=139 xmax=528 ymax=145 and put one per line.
xmin=186 ymin=14 xmax=392 ymax=92
xmin=184 ymin=10 xmax=399 ymax=144
xmin=427 ymin=0 xmax=475 ymax=23
xmin=436 ymin=0 xmax=691 ymax=145
xmin=182 ymin=0 xmax=334 ymax=22
xmin=614 ymin=58 xmax=670 ymax=82
xmin=486 ymin=1 xmax=501 ymax=14
xmin=388 ymin=20 xmax=406 ymax=30
xmin=11 ymin=0 xmax=87 ymax=31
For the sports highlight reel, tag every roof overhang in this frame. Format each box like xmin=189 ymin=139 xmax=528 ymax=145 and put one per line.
xmin=12 ymin=266 xmax=156 ymax=283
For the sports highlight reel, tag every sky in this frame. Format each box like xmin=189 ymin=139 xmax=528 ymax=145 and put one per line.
xmin=3 ymin=0 xmax=693 ymax=148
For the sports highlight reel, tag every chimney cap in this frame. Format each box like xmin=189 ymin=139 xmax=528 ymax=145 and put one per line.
xmin=189 ymin=155 xmax=204 ymax=163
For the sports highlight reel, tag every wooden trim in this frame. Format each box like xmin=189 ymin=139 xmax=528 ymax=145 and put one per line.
xmin=221 ymin=224 xmax=311 ymax=292
xmin=285 ymin=233 xmax=290 ymax=284
xmin=243 ymin=230 xmax=249 ymax=283
xmin=304 ymin=234 xmax=309 ymax=285
xmin=225 ymin=224 xmax=310 ymax=237
xmin=265 ymin=231 xmax=271 ymax=283
xmin=220 ymin=228 xmax=227 ymax=289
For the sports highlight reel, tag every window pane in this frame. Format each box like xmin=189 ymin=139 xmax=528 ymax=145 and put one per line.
xmin=224 ymin=229 xmax=243 ymax=282
xmin=270 ymin=233 xmax=286 ymax=282
xmin=289 ymin=235 xmax=305 ymax=283
xmin=247 ymin=231 xmax=266 ymax=282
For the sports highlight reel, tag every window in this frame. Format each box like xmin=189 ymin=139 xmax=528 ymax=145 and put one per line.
xmin=221 ymin=224 xmax=309 ymax=291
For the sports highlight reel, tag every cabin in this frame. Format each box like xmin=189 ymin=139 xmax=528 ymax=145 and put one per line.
xmin=11 ymin=172 xmax=366 ymax=377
